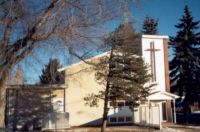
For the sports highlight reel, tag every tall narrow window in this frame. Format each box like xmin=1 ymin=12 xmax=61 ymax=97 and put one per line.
xmin=162 ymin=102 xmax=167 ymax=121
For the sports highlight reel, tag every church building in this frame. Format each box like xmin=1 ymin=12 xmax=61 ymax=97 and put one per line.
xmin=58 ymin=35 xmax=179 ymax=129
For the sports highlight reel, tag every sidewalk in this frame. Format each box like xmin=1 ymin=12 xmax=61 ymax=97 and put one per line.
xmin=161 ymin=122 xmax=200 ymax=132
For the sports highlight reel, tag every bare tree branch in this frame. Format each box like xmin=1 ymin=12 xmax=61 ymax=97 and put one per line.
xmin=0 ymin=0 xmax=139 ymax=126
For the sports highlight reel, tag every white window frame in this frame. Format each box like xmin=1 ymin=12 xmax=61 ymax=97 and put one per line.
xmin=109 ymin=116 xmax=133 ymax=124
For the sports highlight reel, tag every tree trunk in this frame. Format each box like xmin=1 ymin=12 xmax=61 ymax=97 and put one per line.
xmin=101 ymin=83 xmax=109 ymax=132
xmin=0 ymin=102 xmax=5 ymax=128
xmin=183 ymin=97 xmax=190 ymax=124
xmin=183 ymin=104 xmax=189 ymax=124
xmin=183 ymin=91 xmax=192 ymax=124
xmin=0 ymin=85 xmax=7 ymax=128
xmin=100 ymin=46 xmax=115 ymax=132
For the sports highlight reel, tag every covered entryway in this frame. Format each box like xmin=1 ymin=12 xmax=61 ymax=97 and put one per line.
xmin=147 ymin=91 xmax=179 ymax=123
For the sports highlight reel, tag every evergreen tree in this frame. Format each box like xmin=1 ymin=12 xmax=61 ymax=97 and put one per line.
xmin=170 ymin=5 xmax=200 ymax=123
xmin=39 ymin=59 xmax=65 ymax=84
xmin=142 ymin=16 xmax=158 ymax=35
xmin=84 ymin=23 xmax=153 ymax=132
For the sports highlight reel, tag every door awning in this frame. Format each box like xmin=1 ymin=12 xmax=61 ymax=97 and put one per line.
xmin=147 ymin=91 xmax=179 ymax=101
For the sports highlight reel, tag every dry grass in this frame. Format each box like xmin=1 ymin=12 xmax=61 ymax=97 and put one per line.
xmin=63 ymin=126 xmax=155 ymax=132
xmin=44 ymin=125 xmax=200 ymax=132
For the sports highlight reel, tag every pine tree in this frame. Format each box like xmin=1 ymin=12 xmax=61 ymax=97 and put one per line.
xmin=39 ymin=59 xmax=65 ymax=84
xmin=142 ymin=16 xmax=158 ymax=35
xmin=170 ymin=5 xmax=200 ymax=123
xmin=84 ymin=23 xmax=153 ymax=132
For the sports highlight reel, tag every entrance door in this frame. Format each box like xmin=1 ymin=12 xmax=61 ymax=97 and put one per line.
xmin=162 ymin=102 xmax=167 ymax=121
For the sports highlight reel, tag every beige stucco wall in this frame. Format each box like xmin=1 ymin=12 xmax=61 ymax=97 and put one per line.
xmin=65 ymin=61 xmax=105 ymax=126
xmin=63 ymin=35 xmax=172 ymax=127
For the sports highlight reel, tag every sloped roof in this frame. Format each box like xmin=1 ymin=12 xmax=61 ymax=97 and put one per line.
xmin=147 ymin=91 xmax=179 ymax=101
xmin=58 ymin=35 xmax=169 ymax=72
xmin=58 ymin=51 xmax=110 ymax=72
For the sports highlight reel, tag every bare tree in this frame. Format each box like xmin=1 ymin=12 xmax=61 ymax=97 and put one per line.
xmin=0 ymin=0 xmax=139 ymax=127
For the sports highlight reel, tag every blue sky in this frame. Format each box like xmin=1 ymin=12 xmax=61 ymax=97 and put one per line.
xmin=18 ymin=0 xmax=200 ymax=84
xmin=132 ymin=0 xmax=200 ymax=35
